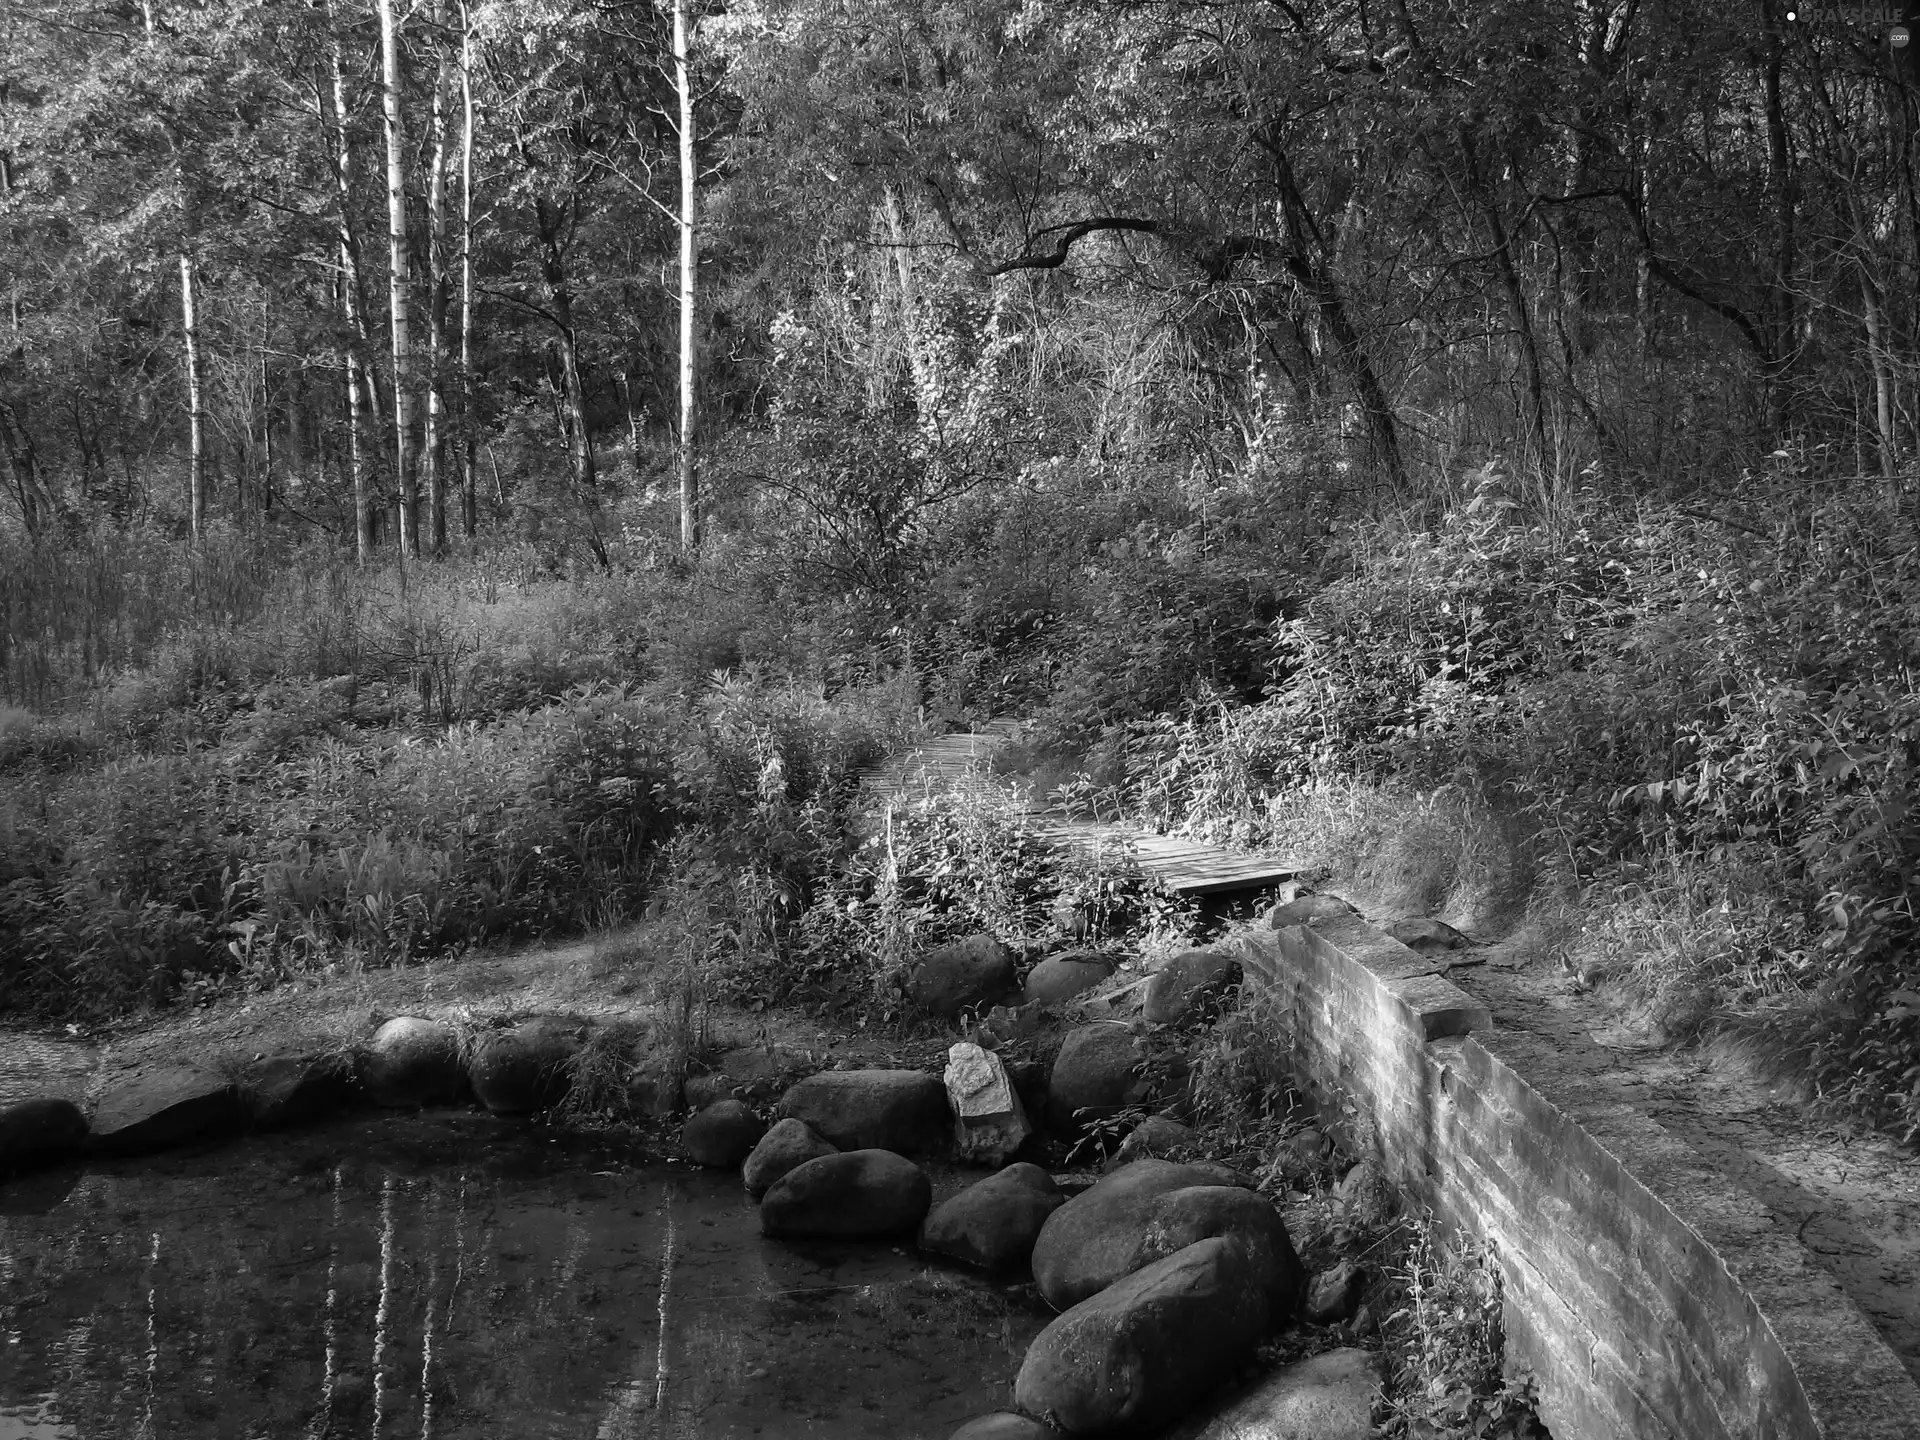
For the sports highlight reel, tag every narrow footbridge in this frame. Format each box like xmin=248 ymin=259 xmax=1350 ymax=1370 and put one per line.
xmin=857 ymin=724 xmax=1300 ymax=900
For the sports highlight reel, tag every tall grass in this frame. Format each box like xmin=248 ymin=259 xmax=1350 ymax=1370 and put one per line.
xmin=0 ymin=522 xmax=919 ymax=1022
xmin=0 ymin=523 xmax=291 ymax=708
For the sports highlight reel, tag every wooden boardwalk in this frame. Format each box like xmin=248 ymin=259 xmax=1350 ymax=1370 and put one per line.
xmin=859 ymin=726 xmax=1300 ymax=899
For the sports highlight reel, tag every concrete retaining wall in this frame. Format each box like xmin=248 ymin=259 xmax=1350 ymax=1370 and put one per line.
xmin=1230 ymin=915 xmax=1918 ymax=1440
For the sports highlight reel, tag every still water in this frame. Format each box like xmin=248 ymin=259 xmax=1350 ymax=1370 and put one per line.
xmin=0 ymin=1113 xmax=1049 ymax=1439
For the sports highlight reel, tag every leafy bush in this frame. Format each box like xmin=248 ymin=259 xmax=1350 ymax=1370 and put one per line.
xmin=1044 ymin=464 xmax=1920 ymax=1133
xmin=1376 ymin=1223 xmax=1548 ymax=1440
xmin=0 ymin=661 xmax=891 ymax=1020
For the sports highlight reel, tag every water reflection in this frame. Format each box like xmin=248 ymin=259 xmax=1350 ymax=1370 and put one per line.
xmin=0 ymin=1114 xmax=1047 ymax=1439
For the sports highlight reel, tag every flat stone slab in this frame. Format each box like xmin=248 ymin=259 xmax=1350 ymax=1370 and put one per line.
xmin=87 ymin=1065 xmax=249 ymax=1156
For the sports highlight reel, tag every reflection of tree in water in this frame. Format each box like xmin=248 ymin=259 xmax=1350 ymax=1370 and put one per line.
xmin=0 ymin=1124 xmax=1047 ymax=1439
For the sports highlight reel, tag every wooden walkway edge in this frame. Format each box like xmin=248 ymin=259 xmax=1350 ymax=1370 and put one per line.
xmin=858 ymin=726 xmax=1300 ymax=899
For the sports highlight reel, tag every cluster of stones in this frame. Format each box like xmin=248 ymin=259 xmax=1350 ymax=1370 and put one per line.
xmin=0 ymin=1013 xmax=591 ymax=1173
xmin=0 ymin=895 xmax=1453 ymax=1434
xmin=679 ymin=1037 xmax=1388 ymax=1438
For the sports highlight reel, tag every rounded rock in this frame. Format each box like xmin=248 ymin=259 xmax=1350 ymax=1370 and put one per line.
xmin=742 ymin=1117 xmax=837 ymax=1199
xmin=468 ymin=1017 xmax=584 ymax=1115
xmin=775 ymin=1068 xmax=952 ymax=1154
xmin=907 ymin=933 xmax=1020 ymax=1019
xmin=760 ymin=1149 xmax=933 ymax=1239
xmin=918 ymin=1162 xmax=1064 ymax=1272
xmin=359 ymin=1017 xmax=467 ymax=1108
xmin=682 ymin=1099 xmax=767 ymax=1168
xmin=1023 ymin=952 xmax=1115 ymax=1006
xmin=1143 ymin=949 xmax=1240 ymax=1025
xmin=0 ymin=1097 xmax=88 ymax=1173
xmin=1045 ymin=1024 xmax=1148 ymax=1133
xmin=1014 ymin=1236 xmax=1272 ymax=1437
xmin=1030 ymin=1159 xmax=1265 ymax=1311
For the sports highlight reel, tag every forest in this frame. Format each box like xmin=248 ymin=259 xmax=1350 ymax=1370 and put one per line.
xmin=3 ymin=0 xmax=1920 ymax=1136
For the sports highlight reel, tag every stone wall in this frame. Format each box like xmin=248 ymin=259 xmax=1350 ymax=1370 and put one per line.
xmin=1229 ymin=914 xmax=1918 ymax=1440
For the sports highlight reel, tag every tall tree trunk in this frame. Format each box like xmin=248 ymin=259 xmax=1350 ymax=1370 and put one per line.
xmin=534 ymin=198 xmax=597 ymax=502
xmin=1262 ymin=138 xmax=1405 ymax=491
xmin=327 ymin=18 xmax=376 ymax=563
xmin=459 ymin=0 xmax=477 ymax=540
xmin=378 ymin=0 xmax=419 ymax=559
xmin=260 ymin=339 xmax=274 ymax=515
xmin=423 ymin=0 xmax=455 ymax=555
xmin=1460 ymin=127 xmax=1551 ymax=481
xmin=674 ymin=0 xmax=699 ymax=552
xmin=180 ymin=251 xmax=206 ymax=541
xmin=0 ymin=150 xmax=47 ymax=537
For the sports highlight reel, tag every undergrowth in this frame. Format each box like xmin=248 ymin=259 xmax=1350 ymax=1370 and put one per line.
xmin=1029 ymin=463 xmax=1920 ymax=1138
xmin=1374 ymin=1223 xmax=1549 ymax=1440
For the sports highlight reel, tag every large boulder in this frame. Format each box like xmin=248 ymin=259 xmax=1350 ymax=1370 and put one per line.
xmin=919 ymin=1162 xmax=1064 ymax=1272
xmin=467 ymin=1016 xmax=584 ymax=1114
xmin=244 ymin=1052 xmax=361 ymax=1129
xmin=760 ymin=1149 xmax=933 ymax=1239
xmin=1030 ymin=1160 xmax=1269 ymax=1311
xmin=775 ymin=1068 xmax=951 ymax=1154
xmin=1168 ymin=1348 xmax=1383 ymax=1440
xmin=87 ymin=1065 xmax=250 ymax=1156
xmin=682 ymin=1099 xmax=767 ymax=1168
xmin=1126 ymin=1185 xmax=1304 ymax=1316
xmin=907 ymin=934 xmax=1019 ymax=1019
xmin=1045 ymin=1025 xmax=1148 ymax=1133
xmin=742 ymin=1118 xmax=836 ymax=1199
xmin=0 ymin=1097 xmax=88 ymax=1173
xmin=1014 ymin=1236 xmax=1272 ymax=1437
xmin=358 ymin=1017 xmax=467 ymax=1107
xmin=944 ymin=1042 xmax=1033 ymax=1166
xmin=1142 ymin=949 xmax=1240 ymax=1025
xmin=1023 ymin=952 xmax=1115 ymax=1006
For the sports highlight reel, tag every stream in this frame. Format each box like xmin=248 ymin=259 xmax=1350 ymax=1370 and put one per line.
xmin=0 ymin=1113 xmax=1050 ymax=1439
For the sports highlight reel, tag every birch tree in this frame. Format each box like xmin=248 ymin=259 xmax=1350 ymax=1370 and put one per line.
xmin=673 ymin=0 xmax=699 ymax=551
xmin=377 ymin=0 xmax=419 ymax=558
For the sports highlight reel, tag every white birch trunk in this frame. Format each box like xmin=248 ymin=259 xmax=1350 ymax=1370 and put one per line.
xmin=674 ymin=0 xmax=699 ymax=552
xmin=180 ymin=252 xmax=206 ymax=541
xmin=459 ymin=0 xmax=477 ymax=539
xmin=378 ymin=0 xmax=418 ymax=558
xmin=328 ymin=25 xmax=375 ymax=563
xmin=424 ymin=0 xmax=455 ymax=554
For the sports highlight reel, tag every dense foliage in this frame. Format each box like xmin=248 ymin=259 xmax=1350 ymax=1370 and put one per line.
xmin=3 ymin=0 xmax=1919 ymax=1132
